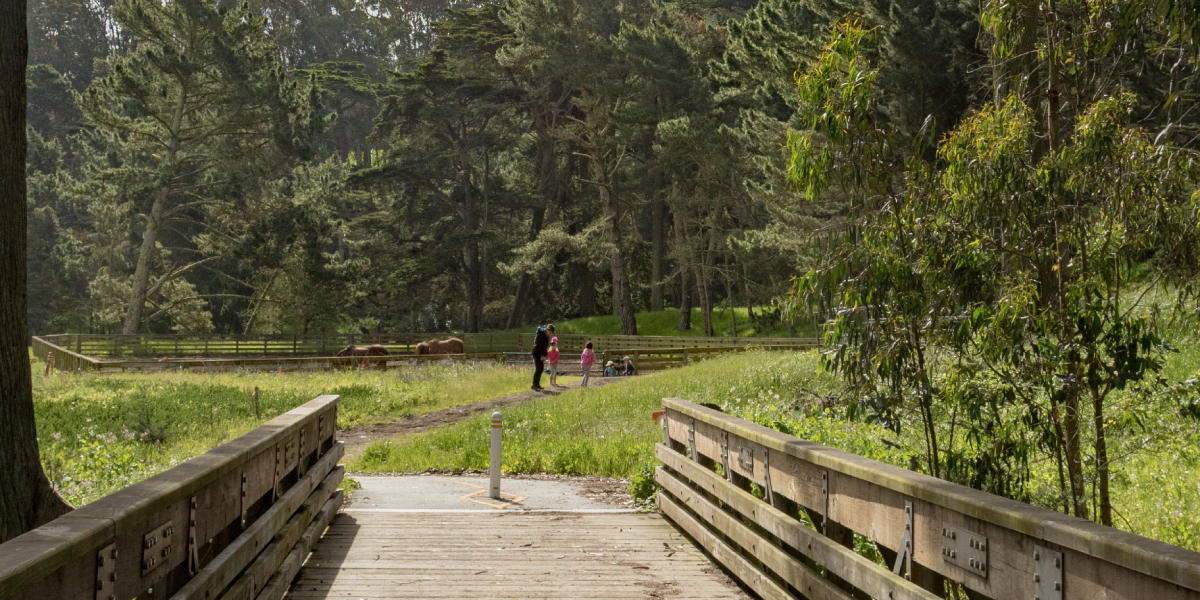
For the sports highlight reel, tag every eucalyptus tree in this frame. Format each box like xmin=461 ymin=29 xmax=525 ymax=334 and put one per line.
xmin=790 ymin=7 xmax=1200 ymax=527
xmin=77 ymin=0 xmax=319 ymax=334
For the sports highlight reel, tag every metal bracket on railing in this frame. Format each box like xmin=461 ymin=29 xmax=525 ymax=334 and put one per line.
xmin=272 ymin=442 xmax=282 ymax=501
xmin=762 ymin=449 xmax=775 ymax=507
xmin=141 ymin=520 xmax=175 ymax=576
xmin=187 ymin=496 xmax=199 ymax=576
xmin=719 ymin=431 xmax=730 ymax=481
xmin=687 ymin=418 xmax=696 ymax=461
xmin=298 ymin=429 xmax=307 ymax=476
xmin=661 ymin=411 xmax=670 ymax=446
xmin=892 ymin=500 xmax=913 ymax=580
xmin=941 ymin=524 xmax=988 ymax=578
xmin=1034 ymin=544 xmax=1063 ymax=600
xmin=317 ymin=414 xmax=326 ymax=457
xmin=240 ymin=472 xmax=248 ymax=528
xmin=95 ymin=543 xmax=117 ymax=600
xmin=821 ymin=471 xmax=830 ymax=535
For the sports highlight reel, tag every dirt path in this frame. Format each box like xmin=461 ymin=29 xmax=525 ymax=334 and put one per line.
xmin=338 ymin=376 xmax=623 ymax=460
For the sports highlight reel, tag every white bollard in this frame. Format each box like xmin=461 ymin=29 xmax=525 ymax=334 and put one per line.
xmin=489 ymin=411 xmax=502 ymax=499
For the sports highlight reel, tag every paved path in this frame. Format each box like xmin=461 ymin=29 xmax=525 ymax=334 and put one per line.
xmin=285 ymin=476 xmax=749 ymax=599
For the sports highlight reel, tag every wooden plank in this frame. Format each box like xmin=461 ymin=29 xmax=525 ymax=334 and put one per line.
xmin=657 ymin=466 xmax=853 ymax=600
xmin=219 ymin=467 xmax=343 ymax=600
xmin=657 ymin=492 xmax=793 ymax=600
xmin=172 ymin=449 xmax=343 ymax=600
xmin=287 ymin=511 xmax=748 ymax=600
xmin=255 ymin=490 xmax=343 ymax=600
xmin=656 ymin=444 xmax=940 ymax=600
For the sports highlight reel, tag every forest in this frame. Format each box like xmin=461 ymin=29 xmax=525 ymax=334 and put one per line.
xmin=24 ymin=0 xmax=984 ymax=338
xmin=21 ymin=0 xmax=1200 ymax=528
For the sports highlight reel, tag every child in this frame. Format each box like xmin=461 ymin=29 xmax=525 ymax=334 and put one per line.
xmin=547 ymin=337 xmax=560 ymax=387
xmin=604 ymin=360 xmax=617 ymax=377
xmin=622 ymin=355 xmax=635 ymax=376
xmin=580 ymin=341 xmax=596 ymax=387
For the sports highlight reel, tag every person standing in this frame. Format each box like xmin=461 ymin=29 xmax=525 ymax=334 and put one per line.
xmin=580 ymin=341 xmax=596 ymax=387
xmin=531 ymin=323 xmax=554 ymax=390
xmin=547 ymin=337 xmax=560 ymax=387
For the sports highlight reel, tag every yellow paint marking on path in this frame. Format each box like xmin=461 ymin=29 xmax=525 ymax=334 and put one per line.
xmin=454 ymin=480 xmax=527 ymax=509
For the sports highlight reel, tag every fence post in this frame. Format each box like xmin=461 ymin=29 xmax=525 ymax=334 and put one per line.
xmin=490 ymin=412 xmax=503 ymax=499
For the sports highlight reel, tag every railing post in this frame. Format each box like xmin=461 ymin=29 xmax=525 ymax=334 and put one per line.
xmin=490 ymin=412 xmax=503 ymax=499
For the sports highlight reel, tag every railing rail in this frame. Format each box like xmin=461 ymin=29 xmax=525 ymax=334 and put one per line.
xmin=657 ymin=398 xmax=1200 ymax=600
xmin=0 ymin=395 xmax=343 ymax=600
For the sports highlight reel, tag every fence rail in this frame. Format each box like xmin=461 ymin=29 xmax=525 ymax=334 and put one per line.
xmin=657 ymin=398 xmax=1200 ymax=600
xmin=0 ymin=395 xmax=343 ymax=600
xmin=35 ymin=332 xmax=818 ymax=360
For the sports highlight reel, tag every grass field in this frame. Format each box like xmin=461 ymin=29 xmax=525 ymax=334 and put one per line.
xmin=30 ymin=340 xmax=1200 ymax=551
xmin=32 ymin=362 xmax=529 ymax=506
xmin=350 ymin=348 xmax=1200 ymax=552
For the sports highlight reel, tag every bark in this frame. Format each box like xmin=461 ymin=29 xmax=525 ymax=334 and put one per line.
xmin=1 ymin=0 xmax=71 ymax=542
xmin=1092 ymin=388 xmax=1112 ymax=525
xmin=122 ymin=89 xmax=184 ymax=335
xmin=588 ymin=148 xmax=636 ymax=335
xmin=506 ymin=209 xmax=543 ymax=330
xmin=673 ymin=210 xmax=692 ymax=331
xmin=696 ymin=233 xmax=715 ymax=337
xmin=650 ymin=196 xmax=666 ymax=311
xmin=462 ymin=172 xmax=483 ymax=333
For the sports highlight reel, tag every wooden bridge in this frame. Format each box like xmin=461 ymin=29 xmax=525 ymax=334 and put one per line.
xmin=2 ymin=394 xmax=1200 ymax=599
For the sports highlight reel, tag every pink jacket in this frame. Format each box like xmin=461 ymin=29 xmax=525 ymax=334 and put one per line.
xmin=580 ymin=348 xmax=596 ymax=368
xmin=547 ymin=347 xmax=559 ymax=364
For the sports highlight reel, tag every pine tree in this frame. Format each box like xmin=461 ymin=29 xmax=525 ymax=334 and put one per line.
xmin=77 ymin=0 xmax=319 ymax=334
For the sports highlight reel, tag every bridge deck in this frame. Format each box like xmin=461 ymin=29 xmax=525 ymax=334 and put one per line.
xmin=284 ymin=476 xmax=748 ymax=599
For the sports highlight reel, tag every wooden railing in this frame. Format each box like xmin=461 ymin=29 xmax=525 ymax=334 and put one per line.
xmin=657 ymin=398 xmax=1200 ymax=600
xmin=0 ymin=395 xmax=343 ymax=600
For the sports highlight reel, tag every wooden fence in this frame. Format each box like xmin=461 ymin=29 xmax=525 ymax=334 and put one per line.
xmin=657 ymin=398 xmax=1200 ymax=600
xmin=0 ymin=395 xmax=343 ymax=600
xmin=599 ymin=345 xmax=815 ymax=373
xmin=35 ymin=332 xmax=818 ymax=359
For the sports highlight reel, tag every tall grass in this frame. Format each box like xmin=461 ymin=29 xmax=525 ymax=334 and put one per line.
xmin=32 ymin=362 xmax=529 ymax=506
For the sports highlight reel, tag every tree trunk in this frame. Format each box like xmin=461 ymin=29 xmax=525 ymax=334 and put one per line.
xmin=122 ymin=187 xmax=167 ymax=334
xmin=462 ymin=173 xmax=483 ymax=333
xmin=122 ymin=90 xmax=184 ymax=335
xmin=650 ymin=195 xmax=665 ymax=311
xmin=696 ymin=234 xmax=715 ymax=336
xmin=506 ymin=206 xmax=545 ymax=330
xmin=589 ymin=149 xmax=636 ymax=335
xmin=674 ymin=211 xmax=692 ymax=331
xmin=1 ymin=1 xmax=71 ymax=541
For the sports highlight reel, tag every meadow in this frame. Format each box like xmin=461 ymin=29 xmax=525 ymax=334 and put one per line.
xmin=31 ymin=362 xmax=529 ymax=506
xmin=31 ymin=342 xmax=1200 ymax=552
xmin=351 ymin=348 xmax=1200 ymax=551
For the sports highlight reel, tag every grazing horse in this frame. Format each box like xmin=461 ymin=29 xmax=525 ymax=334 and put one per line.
xmin=336 ymin=344 xmax=390 ymax=357
xmin=414 ymin=337 xmax=465 ymax=355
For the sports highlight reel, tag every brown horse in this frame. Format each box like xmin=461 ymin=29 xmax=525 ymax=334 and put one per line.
xmin=336 ymin=344 xmax=390 ymax=357
xmin=414 ymin=337 xmax=464 ymax=355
